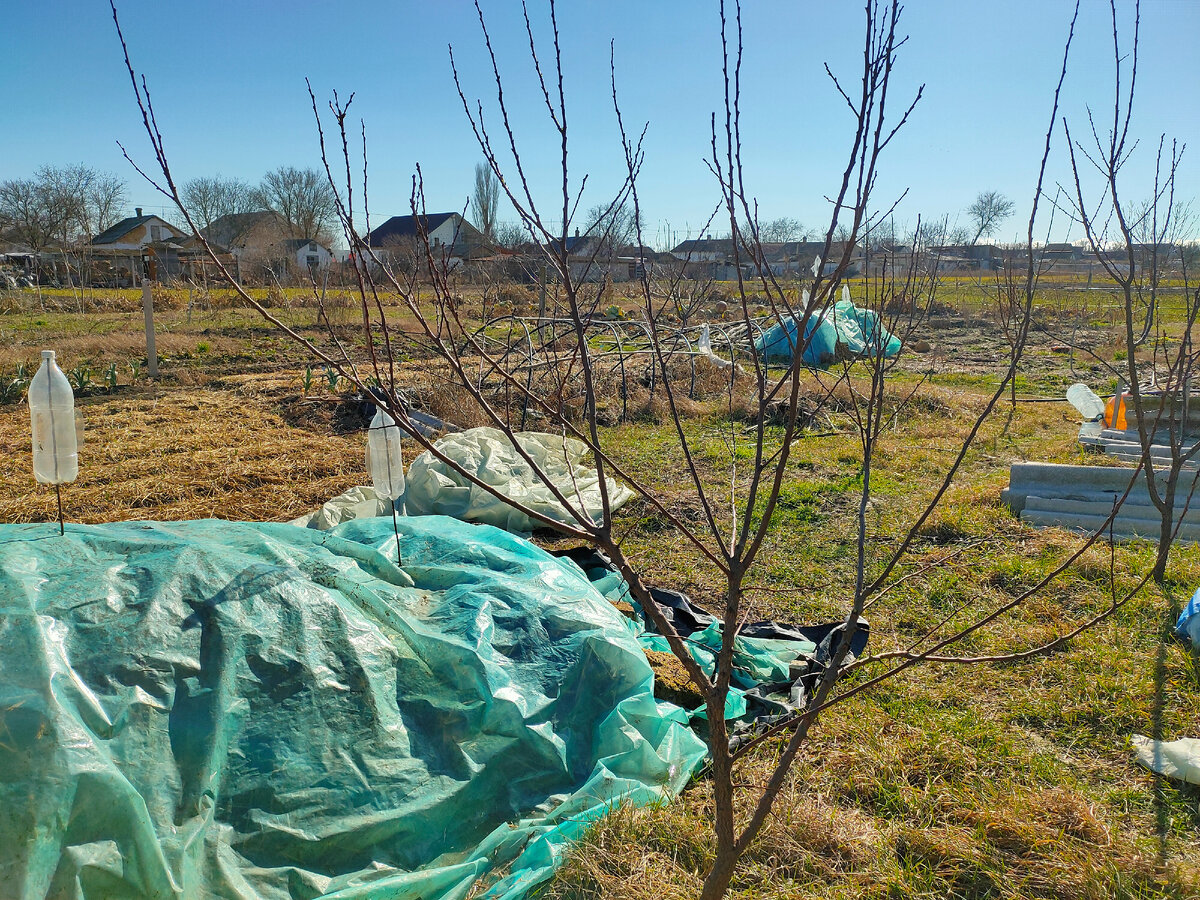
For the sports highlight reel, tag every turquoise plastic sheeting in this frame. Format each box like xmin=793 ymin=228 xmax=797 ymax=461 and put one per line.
xmin=565 ymin=553 xmax=815 ymax=722
xmin=0 ymin=516 xmax=706 ymax=899
xmin=754 ymin=300 xmax=902 ymax=366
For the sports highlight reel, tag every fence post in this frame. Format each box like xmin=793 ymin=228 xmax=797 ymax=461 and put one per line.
xmin=142 ymin=279 xmax=159 ymax=379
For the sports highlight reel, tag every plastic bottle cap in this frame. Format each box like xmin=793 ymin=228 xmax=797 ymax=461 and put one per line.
xmin=42 ymin=350 xmax=55 ymax=361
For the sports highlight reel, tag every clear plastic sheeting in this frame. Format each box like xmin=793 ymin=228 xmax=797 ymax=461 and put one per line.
xmin=404 ymin=427 xmax=634 ymax=534
xmin=0 ymin=516 xmax=706 ymax=900
xmin=288 ymin=484 xmax=391 ymax=530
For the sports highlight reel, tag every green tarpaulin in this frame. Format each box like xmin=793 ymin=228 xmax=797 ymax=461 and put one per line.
xmin=0 ymin=516 xmax=706 ymax=899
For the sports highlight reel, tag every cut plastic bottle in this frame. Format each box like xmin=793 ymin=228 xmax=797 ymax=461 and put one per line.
xmin=367 ymin=406 xmax=406 ymax=512
xmin=29 ymin=350 xmax=78 ymax=485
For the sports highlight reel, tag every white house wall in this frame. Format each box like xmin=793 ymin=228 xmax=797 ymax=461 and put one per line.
xmin=428 ymin=217 xmax=465 ymax=249
xmin=293 ymin=243 xmax=333 ymax=270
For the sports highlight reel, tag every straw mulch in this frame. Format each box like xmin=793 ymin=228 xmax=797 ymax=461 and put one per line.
xmin=1 ymin=375 xmax=365 ymax=526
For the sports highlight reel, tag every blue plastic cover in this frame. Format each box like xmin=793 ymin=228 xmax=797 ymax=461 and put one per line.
xmin=754 ymin=300 xmax=902 ymax=366
xmin=0 ymin=517 xmax=706 ymax=899
xmin=1177 ymin=586 xmax=1200 ymax=646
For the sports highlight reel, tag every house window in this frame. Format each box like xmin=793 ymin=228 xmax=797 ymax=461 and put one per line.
xmin=149 ymin=224 xmax=162 ymax=242
xmin=306 ymin=255 xmax=319 ymax=269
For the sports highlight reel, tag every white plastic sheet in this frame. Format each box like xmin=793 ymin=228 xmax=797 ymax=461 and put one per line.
xmin=405 ymin=427 xmax=633 ymax=533
xmin=1132 ymin=734 xmax=1200 ymax=785
xmin=289 ymin=484 xmax=390 ymax=530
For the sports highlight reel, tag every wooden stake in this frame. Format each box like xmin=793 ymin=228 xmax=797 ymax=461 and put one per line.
xmin=142 ymin=279 xmax=159 ymax=379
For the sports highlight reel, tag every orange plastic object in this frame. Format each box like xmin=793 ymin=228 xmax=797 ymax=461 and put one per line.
xmin=1105 ymin=392 xmax=1128 ymax=430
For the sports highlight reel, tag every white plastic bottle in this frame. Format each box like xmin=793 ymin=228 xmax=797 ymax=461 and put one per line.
xmin=29 ymin=350 xmax=78 ymax=484
xmin=1066 ymin=383 xmax=1106 ymax=421
xmin=367 ymin=406 xmax=405 ymax=512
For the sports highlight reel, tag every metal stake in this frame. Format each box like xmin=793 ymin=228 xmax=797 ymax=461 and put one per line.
xmin=55 ymin=483 xmax=64 ymax=535
xmin=390 ymin=505 xmax=403 ymax=566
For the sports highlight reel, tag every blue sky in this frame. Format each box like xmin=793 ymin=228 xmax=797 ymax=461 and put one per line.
xmin=3 ymin=1 xmax=1197 ymax=247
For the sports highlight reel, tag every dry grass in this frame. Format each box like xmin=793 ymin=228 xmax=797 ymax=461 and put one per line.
xmin=3 ymin=290 xmax=1200 ymax=899
xmin=0 ymin=374 xmax=364 ymax=525
xmin=546 ymin=709 xmax=1199 ymax=899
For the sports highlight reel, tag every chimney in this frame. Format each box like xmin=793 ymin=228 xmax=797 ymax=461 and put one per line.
xmin=135 ymin=207 xmax=143 ymax=217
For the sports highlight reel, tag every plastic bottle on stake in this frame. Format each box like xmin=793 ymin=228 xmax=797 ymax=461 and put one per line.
xmin=367 ymin=406 xmax=405 ymax=512
xmin=29 ymin=350 xmax=78 ymax=485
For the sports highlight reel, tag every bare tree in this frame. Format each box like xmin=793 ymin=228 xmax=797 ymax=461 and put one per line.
xmin=113 ymin=1 xmax=1151 ymax=898
xmin=181 ymin=174 xmax=257 ymax=233
xmin=256 ymin=166 xmax=336 ymax=242
xmin=584 ymin=200 xmax=639 ymax=255
xmin=0 ymin=165 xmax=126 ymax=297
xmin=0 ymin=165 xmax=127 ymax=244
xmin=0 ymin=178 xmax=63 ymax=254
xmin=949 ymin=222 xmax=973 ymax=246
xmin=39 ymin=165 xmax=98 ymax=244
xmin=1063 ymin=0 xmax=1197 ymax=584
xmin=471 ymin=161 xmax=500 ymax=241
xmin=83 ymin=171 xmax=128 ymax=235
xmin=42 ymin=165 xmax=128 ymax=304
xmin=758 ymin=215 xmax=808 ymax=243
xmin=966 ymin=189 xmax=1015 ymax=244
xmin=492 ymin=220 xmax=531 ymax=250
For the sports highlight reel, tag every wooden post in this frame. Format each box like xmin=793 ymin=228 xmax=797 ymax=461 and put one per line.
xmin=142 ymin=279 xmax=159 ymax=379
xmin=538 ymin=262 xmax=547 ymax=320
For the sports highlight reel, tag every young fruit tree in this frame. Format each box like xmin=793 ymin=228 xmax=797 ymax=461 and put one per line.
xmin=112 ymin=1 xmax=1168 ymax=896
xmin=1062 ymin=0 xmax=1199 ymax=585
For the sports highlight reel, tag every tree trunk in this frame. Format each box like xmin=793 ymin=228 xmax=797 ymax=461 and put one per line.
xmin=699 ymin=845 xmax=740 ymax=900
xmin=1152 ymin=535 xmax=1170 ymax=584
xmin=1152 ymin=475 xmax=1177 ymax=585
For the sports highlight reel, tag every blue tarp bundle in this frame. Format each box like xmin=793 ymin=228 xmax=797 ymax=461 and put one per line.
xmin=754 ymin=300 xmax=902 ymax=366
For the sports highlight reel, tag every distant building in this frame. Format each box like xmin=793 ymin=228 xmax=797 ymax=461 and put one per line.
xmin=364 ymin=213 xmax=491 ymax=267
xmin=281 ymin=238 xmax=334 ymax=273
xmin=91 ymin=209 xmax=185 ymax=250
xmin=669 ymin=238 xmax=735 ymax=263
xmin=929 ymin=243 xmax=1001 ymax=270
xmin=1042 ymin=242 xmax=1084 ymax=262
xmin=88 ymin=208 xmax=188 ymax=282
xmin=668 ymin=237 xmax=858 ymax=277
xmin=203 ymin=211 xmax=281 ymax=254
xmin=203 ymin=211 xmax=334 ymax=281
